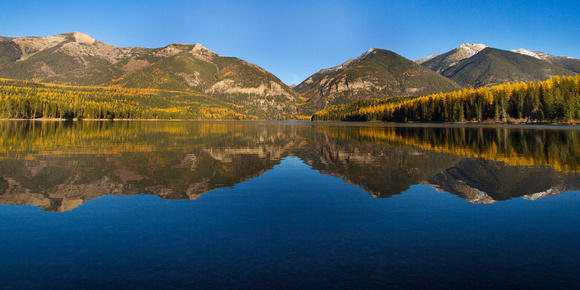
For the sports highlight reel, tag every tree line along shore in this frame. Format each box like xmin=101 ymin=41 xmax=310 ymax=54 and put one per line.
xmin=312 ymin=75 xmax=580 ymax=124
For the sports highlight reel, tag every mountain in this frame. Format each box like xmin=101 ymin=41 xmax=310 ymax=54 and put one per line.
xmin=440 ymin=47 xmax=576 ymax=88
xmin=0 ymin=32 xmax=147 ymax=79
xmin=3 ymin=32 xmax=579 ymax=119
xmin=294 ymin=48 xmax=462 ymax=114
xmin=0 ymin=32 xmax=300 ymax=119
xmin=511 ymin=48 xmax=580 ymax=73
xmin=415 ymin=43 xmax=488 ymax=73
xmin=417 ymin=44 xmax=579 ymax=89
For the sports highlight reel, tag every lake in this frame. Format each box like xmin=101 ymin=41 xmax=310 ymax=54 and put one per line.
xmin=0 ymin=120 xmax=579 ymax=289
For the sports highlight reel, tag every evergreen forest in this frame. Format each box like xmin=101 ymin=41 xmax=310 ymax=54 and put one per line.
xmin=0 ymin=78 xmax=262 ymax=120
xmin=312 ymin=75 xmax=580 ymax=123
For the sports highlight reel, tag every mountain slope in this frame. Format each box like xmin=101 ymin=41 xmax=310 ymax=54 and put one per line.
xmin=0 ymin=32 xmax=147 ymax=79
xmin=416 ymin=43 xmax=488 ymax=73
xmin=295 ymin=48 xmax=462 ymax=114
xmin=0 ymin=32 xmax=300 ymax=119
xmin=442 ymin=47 xmax=577 ymax=88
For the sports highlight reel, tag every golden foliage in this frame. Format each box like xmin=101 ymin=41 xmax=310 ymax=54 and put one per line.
xmin=313 ymin=75 xmax=580 ymax=123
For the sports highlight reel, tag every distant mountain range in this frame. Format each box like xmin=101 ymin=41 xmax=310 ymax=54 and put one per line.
xmin=1 ymin=32 xmax=578 ymax=117
xmin=0 ymin=32 xmax=300 ymax=118
xmin=416 ymin=43 xmax=578 ymax=88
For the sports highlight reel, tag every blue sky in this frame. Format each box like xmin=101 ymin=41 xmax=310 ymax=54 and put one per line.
xmin=1 ymin=0 xmax=578 ymax=85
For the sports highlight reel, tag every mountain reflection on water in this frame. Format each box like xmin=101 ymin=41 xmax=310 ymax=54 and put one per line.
xmin=0 ymin=121 xmax=578 ymax=211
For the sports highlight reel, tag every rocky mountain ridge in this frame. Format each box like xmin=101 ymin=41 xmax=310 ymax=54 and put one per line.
xmin=417 ymin=43 xmax=579 ymax=88
xmin=0 ymin=32 xmax=300 ymax=119
xmin=1 ymin=32 xmax=579 ymax=118
xmin=440 ymin=47 xmax=576 ymax=88
xmin=415 ymin=43 xmax=488 ymax=72
xmin=294 ymin=48 xmax=462 ymax=114
xmin=511 ymin=48 xmax=580 ymax=73
xmin=317 ymin=47 xmax=378 ymax=75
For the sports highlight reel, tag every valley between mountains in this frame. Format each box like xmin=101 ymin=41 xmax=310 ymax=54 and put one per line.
xmin=0 ymin=32 xmax=579 ymax=121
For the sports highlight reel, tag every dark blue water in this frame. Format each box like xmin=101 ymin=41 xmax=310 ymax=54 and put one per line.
xmin=1 ymin=156 xmax=579 ymax=289
xmin=0 ymin=121 xmax=579 ymax=288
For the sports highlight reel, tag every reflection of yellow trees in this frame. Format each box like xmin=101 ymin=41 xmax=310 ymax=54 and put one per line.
xmin=0 ymin=121 xmax=217 ymax=158
xmin=0 ymin=121 xmax=275 ymax=163
xmin=2 ymin=120 xmax=578 ymax=173
xmin=0 ymin=129 xmax=155 ymax=158
xmin=0 ymin=121 xmax=266 ymax=156
xmin=197 ymin=122 xmax=239 ymax=135
xmin=321 ymin=126 xmax=580 ymax=173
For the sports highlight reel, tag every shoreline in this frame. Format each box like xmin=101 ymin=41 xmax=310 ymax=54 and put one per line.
xmin=1 ymin=118 xmax=579 ymax=129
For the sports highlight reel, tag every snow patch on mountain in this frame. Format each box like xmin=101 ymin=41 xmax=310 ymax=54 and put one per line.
xmin=512 ymin=49 xmax=541 ymax=59
xmin=415 ymin=43 xmax=487 ymax=70
xmin=458 ymin=43 xmax=488 ymax=58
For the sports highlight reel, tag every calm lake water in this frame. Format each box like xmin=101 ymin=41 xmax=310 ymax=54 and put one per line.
xmin=1 ymin=121 xmax=579 ymax=289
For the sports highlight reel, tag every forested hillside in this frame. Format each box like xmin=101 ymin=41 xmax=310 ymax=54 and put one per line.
xmin=0 ymin=32 xmax=302 ymax=119
xmin=0 ymin=78 xmax=300 ymax=120
xmin=2 ymin=32 xmax=580 ymax=121
xmin=312 ymin=75 xmax=580 ymax=123
xmin=441 ymin=48 xmax=575 ymax=88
